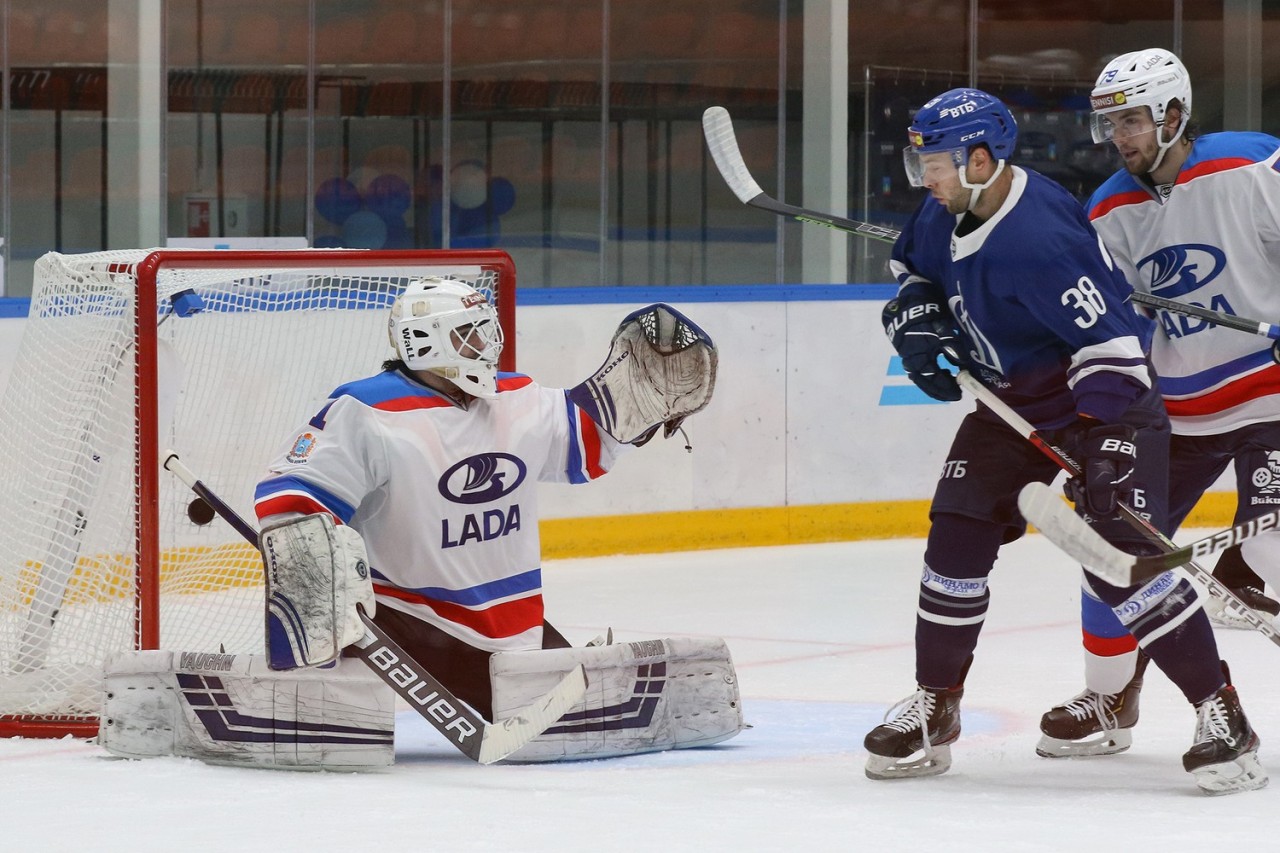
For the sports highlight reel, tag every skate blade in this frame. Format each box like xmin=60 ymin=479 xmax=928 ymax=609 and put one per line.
xmin=865 ymin=744 xmax=952 ymax=780
xmin=1206 ymin=598 xmax=1275 ymax=632
xmin=1191 ymin=751 xmax=1270 ymax=796
xmin=1035 ymin=729 xmax=1132 ymax=759
xmin=1209 ymin=611 xmax=1266 ymax=631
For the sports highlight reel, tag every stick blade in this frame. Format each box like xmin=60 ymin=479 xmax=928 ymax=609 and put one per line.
xmin=1017 ymin=482 xmax=1135 ymax=585
xmin=477 ymin=664 xmax=588 ymax=764
xmin=702 ymin=106 xmax=766 ymax=204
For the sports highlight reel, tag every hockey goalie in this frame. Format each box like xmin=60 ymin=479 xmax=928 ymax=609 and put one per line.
xmin=100 ymin=280 xmax=743 ymax=769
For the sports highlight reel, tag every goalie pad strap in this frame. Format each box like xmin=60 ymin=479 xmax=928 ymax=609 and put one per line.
xmin=260 ymin=514 xmax=375 ymax=669
xmin=489 ymin=636 xmax=743 ymax=762
xmin=100 ymin=650 xmax=395 ymax=771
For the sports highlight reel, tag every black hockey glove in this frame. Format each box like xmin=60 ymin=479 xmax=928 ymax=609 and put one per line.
xmin=882 ymin=284 xmax=965 ymax=402
xmin=1064 ymin=421 xmax=1138 ymax=517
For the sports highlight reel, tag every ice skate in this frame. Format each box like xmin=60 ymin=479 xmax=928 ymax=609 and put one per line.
xmin=1205 ymin=585 xmax=1280 ymax=631
xmin=1183 ymin=664 xmax=1268 ymax=796
xmin=1036 ymin=651 xmax=1147 ymax=758
xmin=864 ymin=661 xmax=968 ymax=780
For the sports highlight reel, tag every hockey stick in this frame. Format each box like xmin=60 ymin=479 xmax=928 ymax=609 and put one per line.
xmin=1129 ymin=291 xmax=1280 ymax=341
xmin=1018 ymin=481 xmax=1280 ymax=593
xmin=701 ymin=106 xmax=902 ymax=244
xmin=160 ymin=450 xmax=588 ymax=764
xmin=956 ymin=371 xmax=1280 ymax=644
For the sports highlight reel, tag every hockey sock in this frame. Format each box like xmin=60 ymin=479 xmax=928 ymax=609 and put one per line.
xmin=914 ymin=512 xmax=1002 ymax=688
xmin=1080 ymin=581 xmax=1139 ymax=694
xmin=1087 ymin=573 xmax=1224 ymax=704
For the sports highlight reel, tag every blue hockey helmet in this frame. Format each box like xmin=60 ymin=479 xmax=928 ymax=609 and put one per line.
xmin=904 ymin=88 xmax=1018 ymax=190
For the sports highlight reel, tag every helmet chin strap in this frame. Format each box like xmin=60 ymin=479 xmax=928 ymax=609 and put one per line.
xmin=958 ymin=159 xmax=1006 ymax=212
xmin=1149 ymin=119 xmax=1188 ymax=174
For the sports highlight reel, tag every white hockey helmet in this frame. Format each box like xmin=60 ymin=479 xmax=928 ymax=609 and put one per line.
xmin=1089 ymin=48 xmax=1191 ymax=171
xmin=388 ymin=277 xmax=504 ymax=398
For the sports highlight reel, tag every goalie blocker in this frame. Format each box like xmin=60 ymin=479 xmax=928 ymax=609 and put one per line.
xmin=260 ymin=513 xmax=376 ymax=670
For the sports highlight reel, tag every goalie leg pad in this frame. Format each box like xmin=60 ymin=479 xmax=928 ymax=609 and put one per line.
xmin=489 ymin=636 xmax=743 ymax=762
xmin=260 ymin=514 xmax=375 ymax=669
xmin=100 ymin=650 xmax=395 ymax=771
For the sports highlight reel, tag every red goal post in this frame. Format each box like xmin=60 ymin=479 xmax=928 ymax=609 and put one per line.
xmin=0 ymin=248 xmax=517 ymax=738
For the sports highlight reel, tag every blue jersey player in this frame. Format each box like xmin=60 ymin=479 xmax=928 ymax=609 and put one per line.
xmin=862 ymin=88 xmax=1266 ymax=796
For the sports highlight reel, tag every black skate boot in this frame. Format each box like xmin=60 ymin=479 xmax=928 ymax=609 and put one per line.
xmin=864 ymin=659 xmax=969 ymax=780
xmin=1205 ymin=585 xmax=1280 ymax=631
xmin=1036 ymin=651 xmax=1148 ymax=758
xmin=1183 ymin=662 xmax=1268 ymax=796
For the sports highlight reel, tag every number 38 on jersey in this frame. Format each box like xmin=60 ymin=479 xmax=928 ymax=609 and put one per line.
xmin=1061 ymin=276 xmax=1108 ymax=329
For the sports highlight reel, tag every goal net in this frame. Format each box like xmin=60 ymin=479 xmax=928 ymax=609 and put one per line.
xmin=0 ymin=248 xmax=516 ymax=737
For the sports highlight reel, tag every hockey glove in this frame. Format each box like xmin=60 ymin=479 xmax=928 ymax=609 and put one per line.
xmin=1063 ymin=421 xmax=1138 ymax=517
xmin=882 ymin=284 xmax=965 ymax=402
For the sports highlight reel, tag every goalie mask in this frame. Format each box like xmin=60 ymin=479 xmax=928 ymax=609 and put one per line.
xmin=1089 ymin=49 xmax=1191 ymax=173
xmin=903 ymin=88 xmax=1017 ymax=211
xmin=388 ymin=277 xmax=504 ymax=398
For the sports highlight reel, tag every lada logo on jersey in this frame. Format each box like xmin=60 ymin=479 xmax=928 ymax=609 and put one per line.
xmin=438 ymin=453 xmax=526 ymax=505
xmin=1139 ymin=243 xmax=1225 ymax=299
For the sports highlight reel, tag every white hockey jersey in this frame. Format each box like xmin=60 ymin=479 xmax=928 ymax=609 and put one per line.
xmin=1086 ymin=132 xmax=1280 ymax=435
xmin=255 ymin=369 xmax=625 ymax=652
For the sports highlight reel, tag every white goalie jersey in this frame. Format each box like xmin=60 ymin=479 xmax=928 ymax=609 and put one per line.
xmin=255 ymin=369 xmax=626 ymax=652
xmin=1086 ymin=131 xmax=1280 ymax=435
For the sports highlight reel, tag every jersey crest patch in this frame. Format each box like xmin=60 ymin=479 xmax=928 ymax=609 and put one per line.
xmin=286 ymin=432 xmax=318 ymax=464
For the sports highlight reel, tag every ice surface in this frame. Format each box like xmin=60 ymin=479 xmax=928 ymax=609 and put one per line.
xmin=4 ymin=534 xmax=1278 ymax=851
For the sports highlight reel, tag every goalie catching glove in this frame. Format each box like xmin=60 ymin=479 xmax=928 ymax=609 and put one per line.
xmin=568 ymin=303 xmax=717 ymax=445
xmin=259 ymin=514 xmax=375 ymax=670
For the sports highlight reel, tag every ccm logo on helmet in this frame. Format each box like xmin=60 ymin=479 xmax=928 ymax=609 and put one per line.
xmin=939 ymin=100 xmax=978 ymax=119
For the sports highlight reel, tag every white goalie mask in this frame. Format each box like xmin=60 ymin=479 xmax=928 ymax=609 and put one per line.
xmin=1089 ymin=49 xmax=1192 ymax=172
xmin=388 ymin=277 xmax=504 ymax=398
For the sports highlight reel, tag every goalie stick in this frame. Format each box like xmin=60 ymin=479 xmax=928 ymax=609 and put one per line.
xmin=955 ymin=371 xmax=1280 ymax=645
xmin=701 ymin=106 xmax=902 ymax=244
xmin=160 ymin=450 xmax=588 ymax=764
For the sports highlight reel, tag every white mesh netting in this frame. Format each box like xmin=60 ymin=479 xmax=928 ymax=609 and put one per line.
xmin=0 ymin=249 xmax=510 ymax=729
